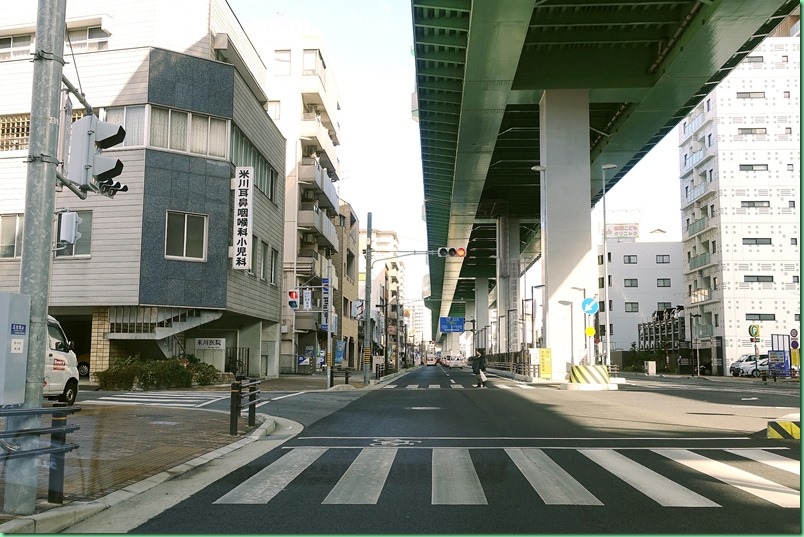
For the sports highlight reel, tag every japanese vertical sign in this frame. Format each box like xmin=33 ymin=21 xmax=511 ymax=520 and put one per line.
xmin=321 ymin=278 xmax=329 ymax=330
xmin=232 ymin=166 xmax=254 ymax=270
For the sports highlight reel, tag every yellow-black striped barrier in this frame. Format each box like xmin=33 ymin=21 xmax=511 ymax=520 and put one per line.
xmin=767 ymin=419 xmax=800 ymax=440
xmin=569 ymin=365 xmax=610 ymax=384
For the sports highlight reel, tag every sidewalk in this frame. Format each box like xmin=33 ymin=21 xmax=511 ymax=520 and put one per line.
xmin=0 ymin=369 xmax=409 ymax=533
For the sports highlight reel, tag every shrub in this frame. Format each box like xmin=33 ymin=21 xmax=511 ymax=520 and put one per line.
xmin=189 ymin=362 xmax=220 ymax=386
xmin=94 ymin=355 xmax=195 ymax=390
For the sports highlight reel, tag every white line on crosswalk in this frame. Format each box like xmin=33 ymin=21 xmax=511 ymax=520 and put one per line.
xmin=517 ymin=385 xmax=535 ymax=390
xmin=580 ymin=449 xmax=719 ymax=507
xmin=432 ymin=448 xmax=487 ymax=505
xmin=428 ymin=385 xmax=441 ymax=389
xmin=653 ymin=449 xmax=800 ymax=508
xmin=506 ymin=448 xmax=602 ymax=505
xmin=406 ymin=385 xmax=418 ymax=389
xmin=499 ymin=385 xmax=513 ymax=390
xmin=214 ymin=447 xmax=327 ymax=504
xmin=323 ymin=448 xmax=397 ymax=504
xmin=725 ymin=448 xmax=801 ymax=475
xmin=451 ymin=385 xmax=465 ymax=389
xmin=382 ymin=385 xmax=397 ymax=389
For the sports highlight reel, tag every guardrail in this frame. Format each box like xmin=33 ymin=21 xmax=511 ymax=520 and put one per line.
xmin=0 ymin=405 xmax=80 ymax=504
xmin=329 ymin=368 xmax=351 ymax=385
xmin=487 ymin=362 xmax=539 ymax=377
xmin=229 ymin=379 xmax=262 ymax=435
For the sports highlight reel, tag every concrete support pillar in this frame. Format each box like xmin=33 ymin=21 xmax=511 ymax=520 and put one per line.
xmin=539 ymin=90 xmax=596 ymax=381
xmin=496 ymin=216 xmax=520 ymax=358
xmin=474 ymin=277 xmax=490 ymax=352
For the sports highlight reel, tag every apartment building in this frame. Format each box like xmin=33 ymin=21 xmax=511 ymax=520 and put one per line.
xmin=677 ymin=14 xmax=800 ymax=374
xmin=242 ymin=19 xmax=346 ymax=373
xmin=0 ymin=0 xmax=286 ymax=378
xmin=598 ymin=241 xmax=685 ymax=358
xmin=333 ymin=200 xmax=360 ymax=369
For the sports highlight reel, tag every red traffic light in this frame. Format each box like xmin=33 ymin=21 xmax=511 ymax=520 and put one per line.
xmin=288 ymin=289 xmax=300 ymax=310
xmin=438 ymin=246 xmax=467 ymax=257
xmin=288 ymin=290 xmax=299 ymax=299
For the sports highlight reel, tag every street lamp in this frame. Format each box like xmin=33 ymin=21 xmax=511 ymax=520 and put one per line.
xmin=689 ymin=312 xmax=701 ymax=376
xmin=601 ymin=163 xmax=617 ymax=366
xmin=558 ymin=300 xmax=574 ymax=365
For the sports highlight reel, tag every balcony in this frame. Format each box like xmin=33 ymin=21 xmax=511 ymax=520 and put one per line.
xmin=687 ymin=216 xmax=707 ymax=238
xmin=298 ymin=205 xmax=339 ymax=252
xmin=689 ymin=251 xmax=710 ymax=270
xmin=682 ymin=181 xmax=715 ymax=209
xmin=300 ymin=113 xmax=341 ymax=179
xmin=298 ymin=158 xmax=338 ymax=212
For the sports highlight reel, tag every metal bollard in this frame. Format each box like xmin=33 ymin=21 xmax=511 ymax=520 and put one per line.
xmin=229 ymin=382 xmax=240 ymax=435
xmin=48 ymin=412 xmax=67 ymax=504
xmin=248 ymin=381 xmax=257 ymax=427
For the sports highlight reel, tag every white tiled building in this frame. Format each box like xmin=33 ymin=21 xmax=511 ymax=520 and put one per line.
xmin=677 ymin=14 xmax=800 ymax=374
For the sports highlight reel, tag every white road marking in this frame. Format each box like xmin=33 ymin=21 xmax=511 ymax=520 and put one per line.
xmin=323 ymin=448 xmax=397 ymax=504
xmin=432 ymin=448 xmax=487 ymax=504
xmin=724 ymin=449 xmax=800 ymax=475
xmin=214 ymin=447 xmax=326 ymax=504
xmin=653 ymin=448 xmax=800 ymax=508
xmin=580 ymin=449 xmax=719 ymax=507
xmin=506 ymin=448 xmax=602 ymax=505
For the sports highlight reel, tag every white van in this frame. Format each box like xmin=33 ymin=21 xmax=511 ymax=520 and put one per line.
xmin=42 ymin=316 xmax=80 ymax=405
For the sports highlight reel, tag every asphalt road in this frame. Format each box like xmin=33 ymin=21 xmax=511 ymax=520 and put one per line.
xmin=75 ymin=367 xmax=801 ymax=534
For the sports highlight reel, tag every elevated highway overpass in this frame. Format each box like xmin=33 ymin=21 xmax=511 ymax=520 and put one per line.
xmin=410 ymin=0 xmax=799 ymax=375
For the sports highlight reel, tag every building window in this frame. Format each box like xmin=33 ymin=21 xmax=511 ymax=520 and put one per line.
xmin=598 ymin=277 xmax=604 ymax=289
xmin=741 ymin=200 xmax=770 ymax=208
xmin=744 ymin=275 xmax=773 ymax=283
xmin=273 ymin=49 xmax=291 ymax=75
xmin=624 ymin=279 xmax=638 ymax=288
xmin=711 ymin=240 xmax=716 ymax=254
xmin=738 ymin=164 xmax=768 ymax=171
xmin=708 ymin=169 xmax=713 ymax=182
xmin=623 ymin=255 xmax=637 ymax=264
xmin=745 ymin=313 xmax=775 ymax=321
xmin=0 ymin=214 xmax=24 ymax=258
xmin=792 ymin=276 xmax=799 ymax=284
xmin=165 ymin=211 xmax=207 ymax=261
xmin=744 ymin=55 xmax=763 ymax=63
xmin=783 ymin=91 xmax=790 ymax=98
xmin=66 ymin=26 xmax=109 ymax=53
xmin=657 ymin=302 xmax=671 ymax=310
xmin=625 ymin=302 xmax=639 ymax=313
xmin=705 ymin=99 xmax=711 ymax=112
xmin=267 ymin=101 xmax=281 ymax=121
xmin=785 ymin=127 xmax=792 ymax=134
xmin=0 ymin=113 xmax=32 ymax=151
xmin=271 ymin=248 xmax=279 ymax=284
xmin=736 ymin=92 xmax=765 ymax=99
xmin=150 ymin=106 xmax=228 ymax=158
xmin=0 ymin=34 xmax=33 ymax=61
xmin=231 ymin=125 xmax=276 ymax=200
xmin=302 ymin=49 xmax=325 ymax=82
xmin=597 ymin=254 xmax=603 ymax=265
xmin=657 ymin=278 xmax=671 ymax=287
xmin=55 ymin=210 xmax=92 ymax=257
xmin=792 ymin=238 xmax=798 ymax=246
xmin=789 ymin=200 xmax=796 ymax=208
xmin=105 ymin=105 xmax=145 ymax=146
xmin=738 ymin=127 xmax=767 ymax=135
xmin=707 ymin=133 xmax=712 ymax=147
xmin=598 ymin=301 xmax=605 ymax=313
xmin=259 ymin=241 xmax=269 ymax=280
xmin=742 ymin=238 xmax=772 ymax=245
xmin=656 ymin=254 xmax=670 ymax=264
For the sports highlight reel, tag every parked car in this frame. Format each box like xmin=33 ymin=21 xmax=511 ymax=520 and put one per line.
xmin=739 ymin=356 xmax=769 ymax=377
xmin=729 ymin=354 xmax=755 ymax=377
xmin=43 ymin=316 xmax=80 ymax=405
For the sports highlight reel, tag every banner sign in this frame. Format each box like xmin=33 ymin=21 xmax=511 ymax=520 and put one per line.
xmin=232 ymin=166 xmax=254 ymax=269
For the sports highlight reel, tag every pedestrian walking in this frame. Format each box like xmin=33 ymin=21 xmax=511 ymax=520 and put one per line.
xmin=472 ymin=348 xmax=487 ymax=388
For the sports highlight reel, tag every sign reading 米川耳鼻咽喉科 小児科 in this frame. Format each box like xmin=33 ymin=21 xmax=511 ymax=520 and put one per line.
xmin=439 ymin=317 xmax=465 ymax=333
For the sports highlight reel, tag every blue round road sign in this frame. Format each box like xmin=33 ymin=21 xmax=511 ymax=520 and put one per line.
xmin=581 ymin=297 xmax=599 ymax=315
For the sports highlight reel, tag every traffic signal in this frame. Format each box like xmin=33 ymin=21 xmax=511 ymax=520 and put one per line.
xmin=68 ymin=115 xmax=128 ymax=197
xmin=288 ymin=289 xmax=300 ymax=310
xmin=437 ymin=246 xmax=466 ymax=257
xmin=58 ymin=211 xmax=82 ymax=245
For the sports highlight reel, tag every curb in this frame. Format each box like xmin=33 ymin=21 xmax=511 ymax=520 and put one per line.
xmin=0 ymin=413 xmax=277 ymax=534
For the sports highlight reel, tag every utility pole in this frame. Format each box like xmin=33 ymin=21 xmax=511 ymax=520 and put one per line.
xmin=325 ymin=259 xmax=332 ymax=389
xmin=5 ymin=0 xmax=67 ymax=515
xmin=362 ymin=213 xmax=372 ymax=383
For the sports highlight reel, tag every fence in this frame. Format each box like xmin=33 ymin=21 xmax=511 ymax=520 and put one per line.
xmin=0 ymin=406 xmax=81 ymax=504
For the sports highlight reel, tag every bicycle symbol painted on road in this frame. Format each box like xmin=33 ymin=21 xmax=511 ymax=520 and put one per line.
xmin=369 ymin=438 xmax=422 ymax=447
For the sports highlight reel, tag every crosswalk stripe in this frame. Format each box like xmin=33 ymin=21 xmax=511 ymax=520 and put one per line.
xmin=406 ymin=385 xmax=418 ymax=389
xmin=214 ymin=447 xmax=326 ymax=504
xmin=432 ymin=448 xmax=487 ymax=505
xmin=580 ymin=449 xmax=719 ymax=507
xmin=323 ymin=448 xmax=397 ymax=504
xmin=451 ymin=385 xmax=465 ymax=389
xmin=653 ymin=449 xmax=800 ymax=508
xmin=499 ymin=385 xmax=513 ymax=389
xmin=517 ymin=385 xmax=535 ymax=390
xmin=382 ymin=385 xmax=396 ymax=389
xmin=506 ymin=448 xmax=602 ymax=505
xmin=429 ymin=385 xmax=441 ymax=389
xmin=724 ymin=449 xmax=800 ymax=475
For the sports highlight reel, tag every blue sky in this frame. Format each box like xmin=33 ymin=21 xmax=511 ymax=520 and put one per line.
xmin=227 ymin=0 xmax=682 ymax=298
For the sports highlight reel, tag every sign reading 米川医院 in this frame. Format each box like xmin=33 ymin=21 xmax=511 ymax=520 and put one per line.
xmin=195 ymin=338 xmax=225 ymax=350
xmin=232 ymin=167 xmax=254 ymax=270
